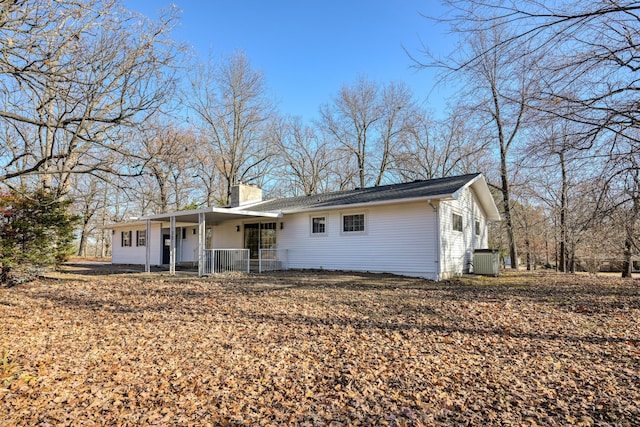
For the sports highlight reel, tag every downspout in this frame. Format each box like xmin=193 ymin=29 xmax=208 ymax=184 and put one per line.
xmin=145 ymin=219 xmax=151 ymax=273
xmin=198 ymin=212 xmax=205 ymax=277
xmin=170 ymin=216 xmax=176 ymax=275
xmin=428 ymin=200 xmax=441 ymax=281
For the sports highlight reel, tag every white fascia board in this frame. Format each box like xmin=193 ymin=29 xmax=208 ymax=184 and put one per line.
xmin=100 ymin=220 xmax=148 ymax=229
xmin=229 ymin=200 xmax=268 ymax=210
xmin=139 ymin=207 xmax=214 ymax=221
xmin=140 ymin=207 xmax=282 ymax=221
xmin=225 ymin=209 xmax=282 ymax=218
xmin=277 ymin=194 xmax=457 ymax=215
xmin=465 ymin=175 xmax=501 ymax=221
xmin=104 ymin=207 xmax=282 ymax=228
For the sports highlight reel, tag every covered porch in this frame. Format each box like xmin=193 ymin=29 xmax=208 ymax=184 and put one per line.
xmin=140 ymin=207 xmax=284 ymax=276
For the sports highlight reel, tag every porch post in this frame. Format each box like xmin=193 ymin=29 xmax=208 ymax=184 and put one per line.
xmin=198 ymin=212 xmax=205 ymax=277
xmin=145 ymin=219 xmax=151 ymax=273
xmin=169 ymin=216 xmax=176 ymax=275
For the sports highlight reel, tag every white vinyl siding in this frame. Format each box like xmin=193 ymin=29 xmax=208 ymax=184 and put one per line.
xmin=112 ymin=223 xmax=163 ymax=265
xmin=178 ymin=227 xmax=200 ymax=263
xmin=277 ymin=202 xmax=438 ymax=279
xmin=439 ymin=186 xmax=490 ymax=278
xmin=210 ymin=222 xmax=243 ymax=249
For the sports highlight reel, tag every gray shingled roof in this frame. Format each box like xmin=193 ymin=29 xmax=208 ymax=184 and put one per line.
xmin=248 ymin=173 xmax=482 ymax=213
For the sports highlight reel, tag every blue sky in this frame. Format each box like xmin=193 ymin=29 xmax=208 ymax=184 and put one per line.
xmin=124 ymin=1 xmax=455 ymax=123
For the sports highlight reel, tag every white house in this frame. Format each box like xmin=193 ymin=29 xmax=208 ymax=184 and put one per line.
xmin=108 ymin=173 xmax=501 ymax=281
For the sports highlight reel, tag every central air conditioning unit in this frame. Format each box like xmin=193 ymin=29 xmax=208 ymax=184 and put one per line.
xmin=473 ymin=249 xmax=500 ymax=276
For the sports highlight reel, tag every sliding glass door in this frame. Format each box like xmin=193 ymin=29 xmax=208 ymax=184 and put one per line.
xmin=244 ymin=222 xmax=276 ymax=259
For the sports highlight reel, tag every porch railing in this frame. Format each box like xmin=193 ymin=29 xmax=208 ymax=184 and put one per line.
xmin=259 ymin=249 xmax=288 ymax=273
xmin=202 ymin=249 xmax=250 ymax=275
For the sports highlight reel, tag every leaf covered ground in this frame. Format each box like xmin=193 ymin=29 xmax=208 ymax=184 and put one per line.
xmin=1 ymin=269 xmax=639 ymax=426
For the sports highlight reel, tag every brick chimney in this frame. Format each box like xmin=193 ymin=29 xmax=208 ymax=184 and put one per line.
xmin=230 ymin=184 xmax=262 ymax=208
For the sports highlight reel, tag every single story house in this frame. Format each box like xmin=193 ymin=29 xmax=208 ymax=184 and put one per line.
xmin=108 ymin=173 xmax=501 ymax=281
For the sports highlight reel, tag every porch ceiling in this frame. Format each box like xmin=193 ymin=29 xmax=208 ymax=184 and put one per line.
xmin=143 ymin=207 xmax=282 ymax=226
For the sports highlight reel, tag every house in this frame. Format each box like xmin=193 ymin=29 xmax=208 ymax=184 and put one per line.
xmin=108 ymin=173 xmax=501 ymax=280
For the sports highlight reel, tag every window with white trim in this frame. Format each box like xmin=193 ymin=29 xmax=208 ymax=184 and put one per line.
xmin=136 ymin=230 xmax=146 ymax=247
xmin=452 ymin=213 xmax=463 ymax=232
xmin=311 ymin=216 xmax=326 ymax=234
xmin=121 ymin=230 xmax=132 ymax=247
xmin=475 ymin=220 xmax=481 ymax=236
xmin=343 ymin=214 xmax=365 ymax=233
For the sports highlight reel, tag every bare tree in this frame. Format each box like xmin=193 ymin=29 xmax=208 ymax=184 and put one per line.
xmin=0 ymin=0 xmax=180 ymax=193
xmin=440 ymin=1 xmax=640 ymax=148
xmin=373 ymin=82 xmax=418 ymax=185
xmin=519 ymin=110 xmax=592 ymax=272
xmin=274 ymin=116 xmax=336 ymax=196
xmin=73 ymin=174 xmax=108 ymax=257
xmin=395 ymin=106 xmax=494 ymax=181
xmin=318 ymin=77 xmax=417 ymax=189
xmin=133 ymin=118 xmax=198 ymax=213
xmin=190 ymin=136 xmax=225 ymax=206
xmin=600 ymin=145 xmax=640 ymax=277
xmin=187 ymin=51 xmax=277 ymax=204
xmin=512 ymin=200 xmax=547 ymax=270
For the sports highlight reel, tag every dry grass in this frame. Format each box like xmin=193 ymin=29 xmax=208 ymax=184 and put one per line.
xmin=1 ymin=269 xmax=639 ymax=426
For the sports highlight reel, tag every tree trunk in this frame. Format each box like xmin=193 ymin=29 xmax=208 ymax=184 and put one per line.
xmin=569 ymin=242 xmax=576 ymax=273
xmin=500 ymin=149 xmax=518 ymax=269
xmin=559 ymin=150 xmax=568 ymax=273
xmin=622 ymin=234 xmax=633 ymax=278
xmin=77 ymin=225 xmax=88 ymax=257
xmin=100 ymin=229 xmax=109 ymax=258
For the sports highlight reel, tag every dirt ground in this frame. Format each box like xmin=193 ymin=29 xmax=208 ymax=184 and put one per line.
xmin=2 ymin=264 xmax=639 ymax=426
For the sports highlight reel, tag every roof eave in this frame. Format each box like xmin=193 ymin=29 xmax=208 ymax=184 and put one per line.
xmin=140 ymin=207 xmax=282 ymax=221
xmin=102 ymin=207 xmax=282 ymax=229
xmin=275 ymin=193 xmax=458 ymax=214
xmin=466 ymin=175 xmax=501 ymax=221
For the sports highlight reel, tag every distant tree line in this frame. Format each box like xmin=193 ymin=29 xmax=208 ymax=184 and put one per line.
xmin=0 ymin=0 xmax=637 ymax=279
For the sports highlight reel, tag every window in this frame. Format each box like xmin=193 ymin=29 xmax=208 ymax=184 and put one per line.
xmin=475 ymin=220 xmax=481 ymax=236
xmin=260 ymin=222 xmax=277 ymax=250
xmin=452 ymin=213 xmax=463 ymax=232
xmin=121 ymin=230 xmax=132 ymax=247
xmin=311 ymin=217 xmax=326 ymax=234
xmin=343 ymin=214 xmax=365 ymax=233
xmin=136 ymin=230 xmax=146 ymax=247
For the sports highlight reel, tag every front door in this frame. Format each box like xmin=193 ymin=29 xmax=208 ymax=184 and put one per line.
xmin=243 ymin=222 xmax=276 ymax=259
xmin=162 ymin=234 xmax=170 ymax=264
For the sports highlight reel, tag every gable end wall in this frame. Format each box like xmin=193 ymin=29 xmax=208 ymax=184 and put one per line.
xmin=439 ymin=187 xmax=489 ymax=278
